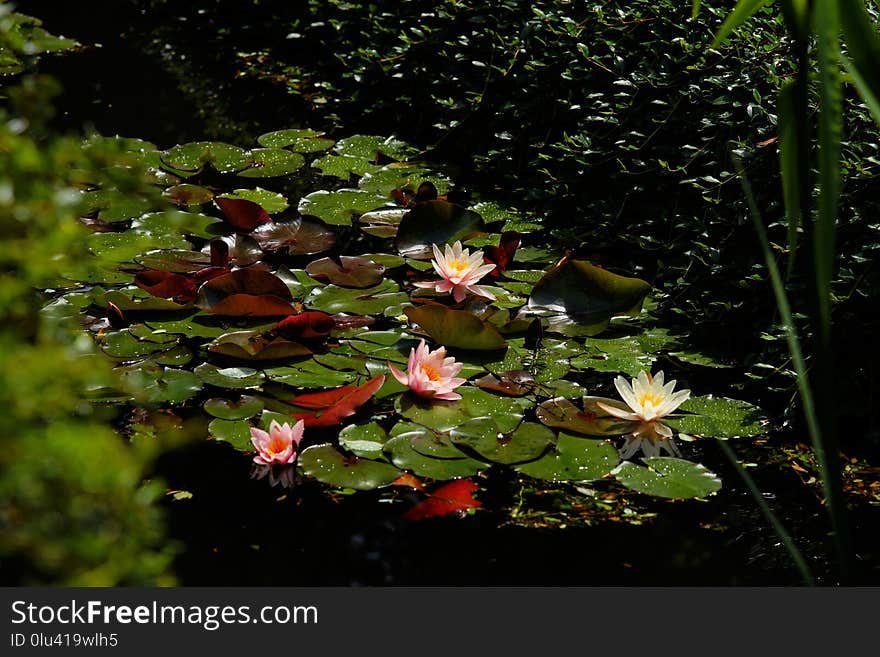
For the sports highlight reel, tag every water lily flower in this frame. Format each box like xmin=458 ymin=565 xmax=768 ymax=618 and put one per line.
xmin=250 ymin=419 xmax=305 ymax=466
xmin=413 ymin=241 xmax=497 ymax=303
xmin=389 ymin=339 xmax=467 ymax=401
xmin=597 ymin=370 xmax=690 ymax=459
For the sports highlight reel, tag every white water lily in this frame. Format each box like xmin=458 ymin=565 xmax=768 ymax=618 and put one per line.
xmin=597 ymin=370 xmax=691 ymax=459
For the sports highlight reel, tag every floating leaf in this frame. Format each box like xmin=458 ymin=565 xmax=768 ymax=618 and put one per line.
xmin=90 ymin=286 xmax=191 ymax=312
xmin=398 ymin=423 xmax=469 ymax=460
xmin=474 ymin=370 xmax=535 ymax=396
xmin=289 ymin=375 xmax=385 ymax=427
xmin=404 ymin=304 xmax=507 ymax=351
xmin=358 ymin=208 xmax=408 ymax=238
xmin=338 ymin=422 xmax=390 ymax=460
xmin=118 ymin=364 xmax=202 ymax=403
xmin=132 ymin=211 xmax=223 ymax=239
xmin=451 ymin=419 xmax=555 ymax=465
xmin=483 ymin=231 xmax=520 ymax=277
xmin=217 ymin=188 xmax=289 ymax=214
xmin=204 ymin=395 xmax=264 ymax=420
xmin=257 ymin=128 xmax=335 ymax=152
xmin=569 ymin=336 xmax=655 ymax=377
xmin=147 ymin=312 xmax=276 ymax=339
xmin=305 ymin=256 xmax=386 ymax=288
xmin=195 ymin=269 xmax=296 ymax=317
xmin=312 ymin=154 xmax=382 ymax=179
xmin=209 ymin=418 xmax=253 ymax=451
xmin=305 ymin=280 xmax=408 ymax=315
xmin=274 ymin=311 xmax=336 ymax=340
xmin=200 ymin=235 xmax=264 ymax=268
xmin=536 ymin=396 xmax=636 ymax=437
xmin=613 ymin=457 xmax=722 ymax=499
xmin=298 ymin=444 xmax=402 ymax=491
xmin=358 ymin=163 xmax=450 ymax=196
xmin=395 ymin=200 xmax=486 ymax=258
xmin=215 ymin=197 xmax=272 ymax=232
xmin=135 ymin=249 xmax=212 ymax=273
xmin=334 ymin=134 xmax=415 ymax=160
xmin=207 ymin=330 xmax=312 ymax=360
xmin=395 ymin=386 xmax=531 ymax=432
xmin=164 ymin=184 xmax=214 ymax=206
xmin=238 ymin=148 xmax=305 ymax=178
xmin=402 ymin=479 xmax=481 ymax=521
xmin=162 ymin=141 xmax=250 ymax=173
xmin=383 ymin=434 xmax=487 ymax=479
xmin=251 ymin=218 xmax=336 ymax=254
xmin=87 ymin=232 xmax=190 ymax=267
xmin=515 ymin=432 xmax=619 ymax=482
xmin=298 ymin=189 xmax=389 ymax=226
xmin=664 ymin=396 xmax=767 ymax=439
xmin=527 ymin=259 xmax=651 ymax=335
xmin=194 ymin=363 xmax=265 ymax=389
xmin=264 ymin=360 xmax=358 ymax=388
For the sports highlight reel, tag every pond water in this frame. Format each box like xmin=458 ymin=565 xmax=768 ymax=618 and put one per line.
xmin=17 ymin=0 xmax=878 ymax=585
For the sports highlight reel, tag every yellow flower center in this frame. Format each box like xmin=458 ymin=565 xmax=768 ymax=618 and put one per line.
xmin=639 ymin=393 xmax=662 ymax=408
xmin=446 ymin=258 xmax=468 ymax=274
xmin=421 ymin=363 xmax=442 ymax=381
xmin=267 ymin=436 xmax=288 ymax=455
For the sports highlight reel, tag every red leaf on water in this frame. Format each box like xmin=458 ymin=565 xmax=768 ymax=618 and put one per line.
xmin=215 ymin=197 xmax=272 ymax=232
xmin=483 ymin=230 xmax=520 ymax=278
xmin=135 ymin=270 xmax=199 ymax=303
xmin=392 ymin=473 xmax=425 ymax=491
xmin=289 ymin=375 xmax=385 ymax=427
xmin=274 ymin=311 xmax=336 ymax=340
xmin=195 ymin=269 xmax=296 ymax=316
xmin=402 ymin=479 xmax=482 ymax=521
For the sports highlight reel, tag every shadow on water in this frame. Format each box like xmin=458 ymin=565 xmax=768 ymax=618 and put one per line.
xmin=15 ymin=0 xmax=879 ymax=586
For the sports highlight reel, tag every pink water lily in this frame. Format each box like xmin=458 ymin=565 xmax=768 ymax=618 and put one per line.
xmin=597 ymin=370 xmax=691 ymax=459
xmin=389 ymin=339 xmax=467 ymax=401
xmin=413 ymin=241 xmax=497 ymax=303
xmin=250 ymin=419 xmax=305 ymax=465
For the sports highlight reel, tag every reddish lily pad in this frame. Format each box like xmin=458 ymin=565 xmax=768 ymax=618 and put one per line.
xmin=215 ymin=197 xmax=272 ymax=232
xmin=404 ymin=304 xmax=507 ymax=351
xmin=402 ymin=479 xmax=482 ymax=521
xmin=207 ymin=330 xmax=313 ymax=360
xmin=483 ymin=231 xmax=521 ymax=278
xmin=251 ymin=218 xmax=336 ymax=254
xmin=195 ymin=269 xmax=297 ymax=317
xmin=274 ymin=311 xmax=336 ymax=340
xmin=536 ymin=396 xmax=637 ymax=437
xmin=289 ymin=375 xmax=386 ymax=427
xmin=474 ymin=370 xmax=535 ymax=396
xmin=305 ymin=256 xmax=386 ymax=288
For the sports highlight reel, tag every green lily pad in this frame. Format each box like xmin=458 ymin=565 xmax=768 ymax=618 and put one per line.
xmin=394 ymin=386 xmax=532 ymax=432
xmin=338 ymin=422 xmax=391 ymax=460
xmin=404 ymin=305 xmax=507 ymax=351
xmin=395 ymin=200 xmax=487 ymax=258
xmin=135 ymin=249 xmax=212 ymax=273
xmin=395 ymin=423 xmax=470 ymax=460
xmin=358 ymin=208 xmax=409 ymax=238
xmin=263 ymin=360 xmax=358 ymax=388
xmin=451 ymin=419 xmax=555 ymax=465
xmin=204 ymin=395 xmax=264 ymax=420
xmin=90 ymin=286 xmax=191 ymax=312
xmin=312 ymin=154 xmax=382 ymax=179
xmin=257 ymin=128 xmax=335 ymax=152
xmin=276 ymin=266 xmax=325 ymax=297
xmin=194 ymin=363 xmax=265 ymax=389
xmin=298 ymin=444 xmax=402 ymax=491
xmin=471 ymin=201 xmax=543 ymax=232
xmin=147 ymin=313 xmax=276 ymax=339
xmin=613 ymin=457 xmax=722 ymax=499
xmin=334 ymin=134 xmax=415 ymax=160
xmin=87 ymin=232 xmax=190 ymax=266
xmin=207 ymin=330 xmax=312 ymax=360
xmin=217 ymin=188 xmax=289 ymax=214
xmin=298 ymin=189 xmax=389 ymax=226
xmin=305 ymin=279 xmax=409 ymax=315
xmin=164 ymin=184 xmax=215 ymax=206
xmin=383 ymin=435 xmax=487 ymax=479
xmin=536 ymin=396 xmax=637 ymax=437
xmin=482 ymin=336 xmax=575 ymax=383
xmin=570 ymin=336 xmax=655 ymax=377
xmin=515 ymin=432 xmax=619 ymax=482
xmin=527 ymin=259 xmax=651 ymax=335
xmin=161 ymin=141 xmax=250 ymax=173
xmin=664 ymin=396 xmax=767 ymax=438
xmin=118 ymin=364 xmax=203 ymax=404
xmin=82 ymin=190 xmax=157 ymax=223
xmin=209 ymin=418 xmax=253 ymax=451
xmin=132 ymin=210 xmax=223 ymax=239
xmin=239 ymin=148 xmax=305 ymax=178
xmin=358 ymin=163 xmax=450 ymax=196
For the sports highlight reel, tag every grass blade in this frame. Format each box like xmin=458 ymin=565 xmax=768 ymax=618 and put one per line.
xmin=839 ymin=0 xmax=880 ymax=126
xmin=711 ymin=0 xmax=771 ymax=48
xmin=777 ymin=80 xmax=805 ymax=276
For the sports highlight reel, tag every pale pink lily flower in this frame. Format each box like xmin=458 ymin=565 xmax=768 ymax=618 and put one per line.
xmin=250 ymin=419 xmax=305 ymax=465
xmin=388 ymin=339 xmax=467 ymax=401
xmin=597 ymin=370 xmax=691 ymax=459
xmin=413 ymin=241 xmax=497 ymax=303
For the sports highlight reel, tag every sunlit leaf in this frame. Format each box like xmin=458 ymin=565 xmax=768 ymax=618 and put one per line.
xmin=395 ymin=200 xmax=487 ymax=258
xmin=515 ymin=432 xmax=619 ymax=482
xmin=404 ymin=304 xmax=507 ymax=351
xmin=298 ymin=444 xmax=402 ymax=490
xmin=614 ymin=457 xmax=722 ymax=499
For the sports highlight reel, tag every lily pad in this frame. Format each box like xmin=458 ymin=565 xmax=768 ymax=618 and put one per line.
xmin=383 ymin=435 xmax=487 ymax=479
xmin=257 ymin=128 xmax=335 ymax=152
xmin=298 ymin=189 xmax=389 ymax=226
xmin=338 ymin=422 xmax=390 ymax=460
xmin=194 ymin=363 xmax=265 ymax=389
xmin=569 ymin=336 xmax=655 ymax=377
xmin=613 ymin=457 xmax=722 ymax=499
xmin=207 ymin=330 xmax=312 ymax=360
xmin=118 ymin=364 xmax=203 ymax=404
xmin=135 ymin=249 xmax=212 ymax=273
xmin=87 ymin=232 xmax=190 ymax=266
xmin=195 ymin=269 xmax=296 ymax=317
xmin=515 ymin=432 xmax=619 ymax=482
xmin=132 ymin=210 xmax=223 ymax=239
xmin=161 ymin=141 xmax=250 ymax=173
xmin=536 ymin=396 xmax=637 ymax=437
xmin=204 ymin=395 xmax=264 ymax=420
xmin=298 ymin=444 xmax=402 ymax=491
xmin=334 ymin=134 xmax=415 ymax=160
xmin=305 ymin=256 xmax=386 ymax=288
xmin=312 ymin=154 xmax=382 ymax=179
xmin=664 ymin=396 xmax=767 ymax=438
xmin=404 ymin=304 xmax=507 ymax=351
xmin=394 ymin=423 xmax=470 ymax=460
xmin=394 ymin=386 xmax=531 ymax=432
xmin=239 ymin=148 xmax=305 ymax=178
xmin=252 ymin=218 xmax=336 ymax=254
xmin=358 ymin=163 xmax=450 ymax=196
xmin=217 ymin=188 xmax=289 ymax=214
xmin=451 ymin=419 xmax=555 ymax=465
xmin=395 ymin=200 xmax=487 ymax=258
xmin=263 ymin=360 xmax=357 ymax=388
xmin=208 ymin=418 xmax=253 ymax=451
xmin=358 ymin=208 xmax=409 ymax=238
xmin=164 ymin=184 xmax=215 ymax=206
xmin=305 ymin=280 xmax=409 ymax=315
